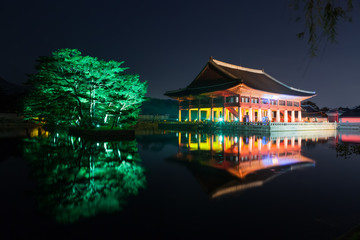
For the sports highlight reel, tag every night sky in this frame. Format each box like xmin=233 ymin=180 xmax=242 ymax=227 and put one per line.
xmin=1 ymin=0 xmax=360 ymax=108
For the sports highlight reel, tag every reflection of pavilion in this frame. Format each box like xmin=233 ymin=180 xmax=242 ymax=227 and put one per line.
xmin=337 ymin=131 xmax=360 ymax=144
xmin=171 ymin=133 xmax=315 ymax=198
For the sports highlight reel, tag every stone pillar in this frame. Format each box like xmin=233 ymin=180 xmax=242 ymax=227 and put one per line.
xmin=276 ymin=110 xmax=280 ymax=122
xmin=238 ymin=107 xmax=242 ymax=122
xmin=291 ymin=110 xmax=295 ymax=122
xmin=298 ymin=110 xmax=302 ymax=122
xmin=284 ymin=110 xmax=288 ymax=122
xmin=249 ymin=108 xmax=253 ymax=122
xmin=179 ymin=109 xmax=181 ymax=122
xmin=258 ymin=109 xmax=262 ymax=122
xmin=189 ymin=109 xmax=191 ymax=122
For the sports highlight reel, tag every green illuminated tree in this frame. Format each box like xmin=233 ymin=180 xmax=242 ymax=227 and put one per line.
xmin=23 ymin=132 xmax=146 ymax=223
xmin=23 ymin=49 xmax=147 ymax=129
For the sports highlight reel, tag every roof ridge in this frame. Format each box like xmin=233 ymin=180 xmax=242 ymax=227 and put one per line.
xmin=212 ymin=58 xmax=264 ymax=74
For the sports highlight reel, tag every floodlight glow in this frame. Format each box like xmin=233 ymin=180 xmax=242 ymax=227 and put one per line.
xmin=219 ymin=117 xmax=223 ymax=122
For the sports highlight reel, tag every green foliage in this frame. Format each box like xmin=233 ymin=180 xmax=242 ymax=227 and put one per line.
xmin=23 ymin=49 xmax=147 ymax=129
xmin=23 ymin=132 xmax=146 ymax=223
xmin=291 ymin=0 xmax=357 ymax=57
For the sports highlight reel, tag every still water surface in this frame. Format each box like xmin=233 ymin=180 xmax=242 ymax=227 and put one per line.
xmin=1 ymin=129 xmax=360 ymax=239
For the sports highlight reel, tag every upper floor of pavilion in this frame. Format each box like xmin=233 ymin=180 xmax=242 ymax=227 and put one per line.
xmin=165 ymin=57 xmax=316 ymax=103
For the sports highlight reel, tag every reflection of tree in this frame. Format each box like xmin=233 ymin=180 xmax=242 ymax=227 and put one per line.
xmin=336 ymin=143 xmax=360 ymax=159
xmin=23 ymin=133 xmax=146 ymax=223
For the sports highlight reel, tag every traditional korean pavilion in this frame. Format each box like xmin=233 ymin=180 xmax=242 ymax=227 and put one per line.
xmin=165 ymin=57 xmax=316 ymax=123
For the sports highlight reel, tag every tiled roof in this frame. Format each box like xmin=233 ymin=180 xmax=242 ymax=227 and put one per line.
xmin=165 ymin=58 xmax=316 ymax=98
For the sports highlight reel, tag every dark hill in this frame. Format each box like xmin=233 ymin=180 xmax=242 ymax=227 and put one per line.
xmin=0 ymin=77 xmax=26 ymax=96
xmin=0 ymin=77 xmax=27 ymax=112
xmin=140 ymin=98 xmax=178 ymax=117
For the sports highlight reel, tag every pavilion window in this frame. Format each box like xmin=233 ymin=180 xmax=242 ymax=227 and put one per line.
xmin=294 ymin=102 xmax=299 ymax=107
xmin=251 ymin=98 xmax=259 ymax=104
xmin=236 ymin=96 xmax=239 ymax=103
xmin=241 ymin=96 xmax=249 ymax=103
xmin=287 ymin=101 xmax=293 ymax=106
xmin=270 ymin=100 xmax=277 ymax=105
xmin=261 ymin=98 xmax=269 ymax=104
xmin=279 ymin=100 xmax=285 ymax=106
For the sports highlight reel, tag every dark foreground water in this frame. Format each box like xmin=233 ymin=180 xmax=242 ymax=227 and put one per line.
xmin=1 ymin=128 xmax=360 ymax=239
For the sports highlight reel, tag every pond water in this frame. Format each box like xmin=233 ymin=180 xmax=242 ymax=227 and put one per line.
xmin=1 ymin=128 xmax=360 ymax=239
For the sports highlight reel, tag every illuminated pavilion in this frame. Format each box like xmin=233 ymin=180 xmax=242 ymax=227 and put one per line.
xmin=165 ymin=57 xmax=316 ymax=123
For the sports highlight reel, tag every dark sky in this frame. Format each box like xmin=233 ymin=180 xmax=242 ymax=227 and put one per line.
xmin=1 ymin=0 xmax=360 ymax=108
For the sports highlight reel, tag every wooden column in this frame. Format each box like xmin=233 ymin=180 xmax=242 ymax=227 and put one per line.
xmin=210 ymin=98 xmax=214 ymax=122
xmin=238 ymin=107 xmax=242 ymax=122
xmin=223 ymin=96 xmax=226 ymax=122
xmin=198 ymin=100 xmax=201 ymax=121
xmin=276 ymin=110 xmax=280 ymax=122
xmin=267 ymin=109 xmax=271 ymax=122
xmin=258 ymin=109 xmax=262 ymax=122
xmin=179 ymin=109 xmax=181 ymax=122
xmin=188 ymin=109 xmax=191 ymax=122
xmin=249 ymin=108 xmax=253 ymax=122
xmin=298 ymin=110 xmax=302 ymax=122
xmin=222 ymin=107 xmax=225 ymax=121
xmin=284 ymin=110 xmax=288 ymax=122
xmin=291 ymin=110 xmax=295 ymax=122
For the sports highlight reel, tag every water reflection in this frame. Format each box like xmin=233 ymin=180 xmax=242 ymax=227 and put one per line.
xmin=336 ymin=131 xmax=360 ymax=158
xmin=23 ymin=132 xmax=146 ymax=223
xmin=170 ymin=132 xmax=323 ymax=198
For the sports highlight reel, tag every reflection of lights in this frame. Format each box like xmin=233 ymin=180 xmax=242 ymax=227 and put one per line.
xmin=235 ymin=137 xmax=238 ymax=143
xmin=176 ymin=132 xmax=178 ymax=137
xmin=219 ymin=136 xmax=223 ymax=142
xmin=272 ymin=157 xmax=278 ymax=164
xmin=96 ymin=124 xmax=100 ymax=127
xmin=219 ymin=117 xmax=223 ymax=122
